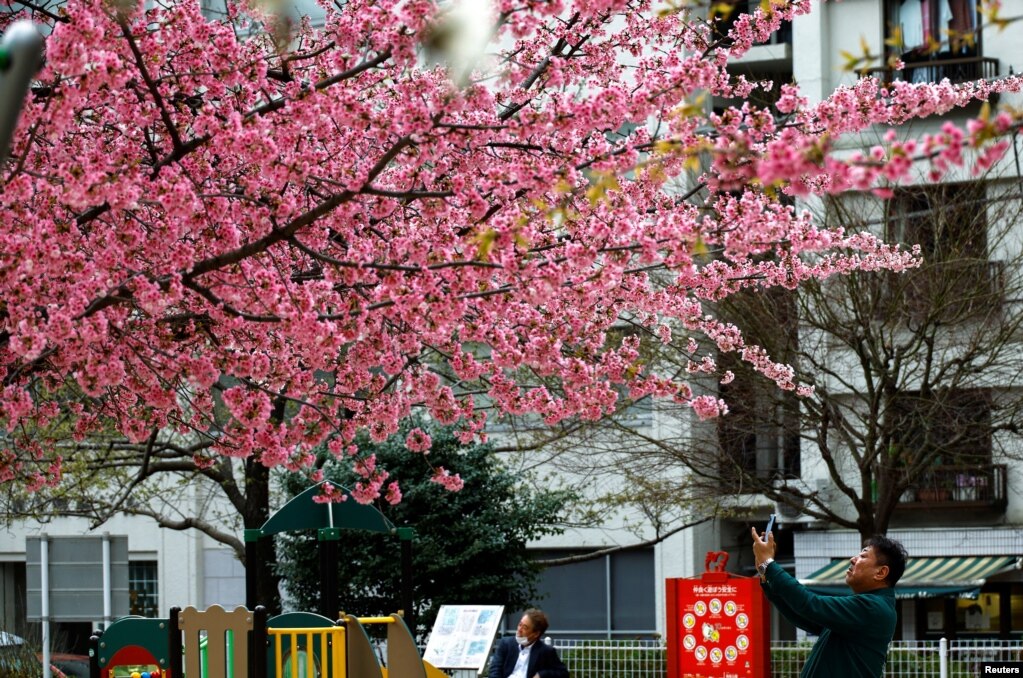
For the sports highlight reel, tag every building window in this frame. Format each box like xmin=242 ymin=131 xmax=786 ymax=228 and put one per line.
xmin=129 ymin=561 xmax=159 ymax=618
xmin=884 ymin=0 xmax=993 ymax=82
xmin=1011 ymin=585 xmax=1023 ymax=634
xmin=718 ymin=372 xmax=801 ymax=491
xmin=507 ymin=549 xmax=656 ymax=638
xmin=958 ymin=593 xmax=1001 ymax=634
xmin=893 ymin=0 xmax=976 ymax=54
xmin=884 ymin=183 xmax=1002 ymax=321
xmin=611 ymin=393 xmax=654 ymax=428
xmin=713 ymin=0 xmax=792 ymax=45
xmin=887 ymin=183 xmax=986 ymax=261
xmin=889 ymin=388 xmax=992 ymax=467
xmin=919 ymin=585 xmax=1023 ymax=638
xmin=716 ymin=287 xmax=801 ymax=492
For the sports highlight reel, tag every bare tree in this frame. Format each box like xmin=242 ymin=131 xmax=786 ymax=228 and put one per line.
xmin=757 ymin=176 xmax=1023 ymax=540
xmin=0 ymin=406 xmax=285 ymax=612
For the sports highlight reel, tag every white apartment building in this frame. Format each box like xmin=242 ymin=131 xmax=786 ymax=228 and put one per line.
xmin=0 ymin=481 xmax=247 ymax=655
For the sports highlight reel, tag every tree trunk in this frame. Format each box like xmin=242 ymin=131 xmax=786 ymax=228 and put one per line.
xmin=242 ymin=459 xmax=281 ymax=615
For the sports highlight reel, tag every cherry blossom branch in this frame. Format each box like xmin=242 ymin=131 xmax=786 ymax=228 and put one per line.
xmin=10 ymin=0 xmax=66 ymax=23
xmin=117 ymin=18 xmax=184 ymax=151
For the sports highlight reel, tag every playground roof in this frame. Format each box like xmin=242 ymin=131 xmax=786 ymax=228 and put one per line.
xmin=257 ymin=481 xmax=396 ymax=536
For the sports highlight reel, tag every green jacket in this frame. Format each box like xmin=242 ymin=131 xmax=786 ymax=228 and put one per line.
xmin=761 ymin=561 xmax=897 ymax=678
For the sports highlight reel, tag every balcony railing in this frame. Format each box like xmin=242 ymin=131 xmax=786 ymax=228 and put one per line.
xmin=898 ymin=464 xmax=1007 ymax=510
xmin=865 ymin=55 xmax=999 ymax=85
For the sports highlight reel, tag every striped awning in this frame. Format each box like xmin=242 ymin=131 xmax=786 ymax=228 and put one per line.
xmin=800 ymin=556 xmax=1021 ymax=599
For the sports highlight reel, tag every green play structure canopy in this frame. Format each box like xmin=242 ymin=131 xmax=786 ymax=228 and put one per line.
xmin=256 ymin=480 xmax=396 ymax=536
xmin=244 ymin=480 xmax=413 ymax=620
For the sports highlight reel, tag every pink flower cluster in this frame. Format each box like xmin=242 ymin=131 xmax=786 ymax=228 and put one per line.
xmin=405 ymin=428 xmax=433 ymax=454
xmin=312 ymin=482 xmax=348 ymax=504
xmin=430 ymin=467 xmax=465 ymax=492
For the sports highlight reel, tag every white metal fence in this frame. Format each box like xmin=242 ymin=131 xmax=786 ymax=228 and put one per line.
xmin=441 ymin=638 xmax=1023 ymax=677
xmin=550 ymin=638 xmax=664 ymax=678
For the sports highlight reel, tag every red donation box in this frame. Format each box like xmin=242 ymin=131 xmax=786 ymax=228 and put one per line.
xmin=666 ymin=551 xmax=770 ymax=678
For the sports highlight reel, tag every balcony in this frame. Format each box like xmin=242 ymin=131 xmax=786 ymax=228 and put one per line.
xmin=865 ymin=55 xmax=999 ymax=85
xmin=898 ymin=464 xmax=1007 ymax=510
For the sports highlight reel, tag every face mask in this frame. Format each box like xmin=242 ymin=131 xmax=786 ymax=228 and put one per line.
xmin=516 ymin=635 xmax=530 ymax=646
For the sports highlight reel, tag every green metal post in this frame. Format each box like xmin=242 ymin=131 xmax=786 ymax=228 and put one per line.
xmin=318 ymin=527 xmax=341 ymax=620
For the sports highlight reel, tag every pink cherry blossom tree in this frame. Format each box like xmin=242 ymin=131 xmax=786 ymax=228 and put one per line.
xmin=1 ymin=0 xmax=1021 ymax=514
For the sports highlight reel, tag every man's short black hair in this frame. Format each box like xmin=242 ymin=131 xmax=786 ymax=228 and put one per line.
xmin=866 ymin=535 xmax=908 ymax=587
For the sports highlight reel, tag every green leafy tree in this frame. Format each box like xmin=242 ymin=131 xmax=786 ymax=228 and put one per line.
xmin=276 ymin=422 xmax=574 ymax=637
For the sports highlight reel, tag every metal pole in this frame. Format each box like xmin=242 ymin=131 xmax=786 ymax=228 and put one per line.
xmin=168 ymin=606 xmax=183 ymax=678
xmin=243 ymin=529 xmax=261 ymax=610
xmin=102 ymin=533 xmax=112 ymax=629
xmin=41 ymin=534 xmax=51 ymax=678
xmin=318 ymin=527 xmax=340 ymax=619
xmin=939 ymin=636 xmax=948 ymax=678
xmin=605 ymin=554 xmax=612 ymax=639
xmin=88 ymin=630 xmax=103 ymax=678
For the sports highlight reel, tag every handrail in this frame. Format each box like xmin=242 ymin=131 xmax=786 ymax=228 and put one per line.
xmin=863 ymin=55 xmax=999 ymax=84
xmin=898 ymin=464 xmax=1007 ymax=509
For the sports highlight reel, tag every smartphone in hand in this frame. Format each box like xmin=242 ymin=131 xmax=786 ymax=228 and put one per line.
xmin=765 ymin=513 xmax=776 ymax=537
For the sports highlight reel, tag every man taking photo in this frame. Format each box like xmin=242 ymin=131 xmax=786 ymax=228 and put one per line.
xmin=752 ymin=527 xmax=908 ymax=677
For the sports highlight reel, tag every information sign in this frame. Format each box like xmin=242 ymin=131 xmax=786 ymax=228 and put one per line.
xmin=423 ymin=604 xmax=504 ymax=673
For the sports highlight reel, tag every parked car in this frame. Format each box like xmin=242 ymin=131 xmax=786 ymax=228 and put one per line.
xmin=0 ymin=634 xmax=68 ymax=677
xmin=0 ymin=630 xmax=36 ymax=676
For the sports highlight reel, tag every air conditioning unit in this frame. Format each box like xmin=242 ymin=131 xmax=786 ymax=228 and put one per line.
xmin=774 ymin=499 xmax=817 ymax=524
xmin=814 ymin=477 xmax=835 ymax=503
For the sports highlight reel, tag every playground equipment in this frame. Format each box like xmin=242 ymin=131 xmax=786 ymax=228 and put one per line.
xmin=91 ymin=606 xmax=447 ymax=678
xmin=174 ymin=605 xmax=267 ymax=677
xmin=93 ymin=481 xmax=432 ymax=677
xmin=244 ymin=481 xmax=415 ymax=624
xmin=266 ymin=612 xmax=340 ymax=677
xmin=92 ymin=614 xmax=171 ymax=678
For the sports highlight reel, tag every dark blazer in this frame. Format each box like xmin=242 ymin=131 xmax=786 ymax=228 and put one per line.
xmin=487 ymin=636 xmax=569 ymax=678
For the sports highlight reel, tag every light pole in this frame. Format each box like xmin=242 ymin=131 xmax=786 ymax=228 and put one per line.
xmin=0 ymin=20 xmax=44 ymax=165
